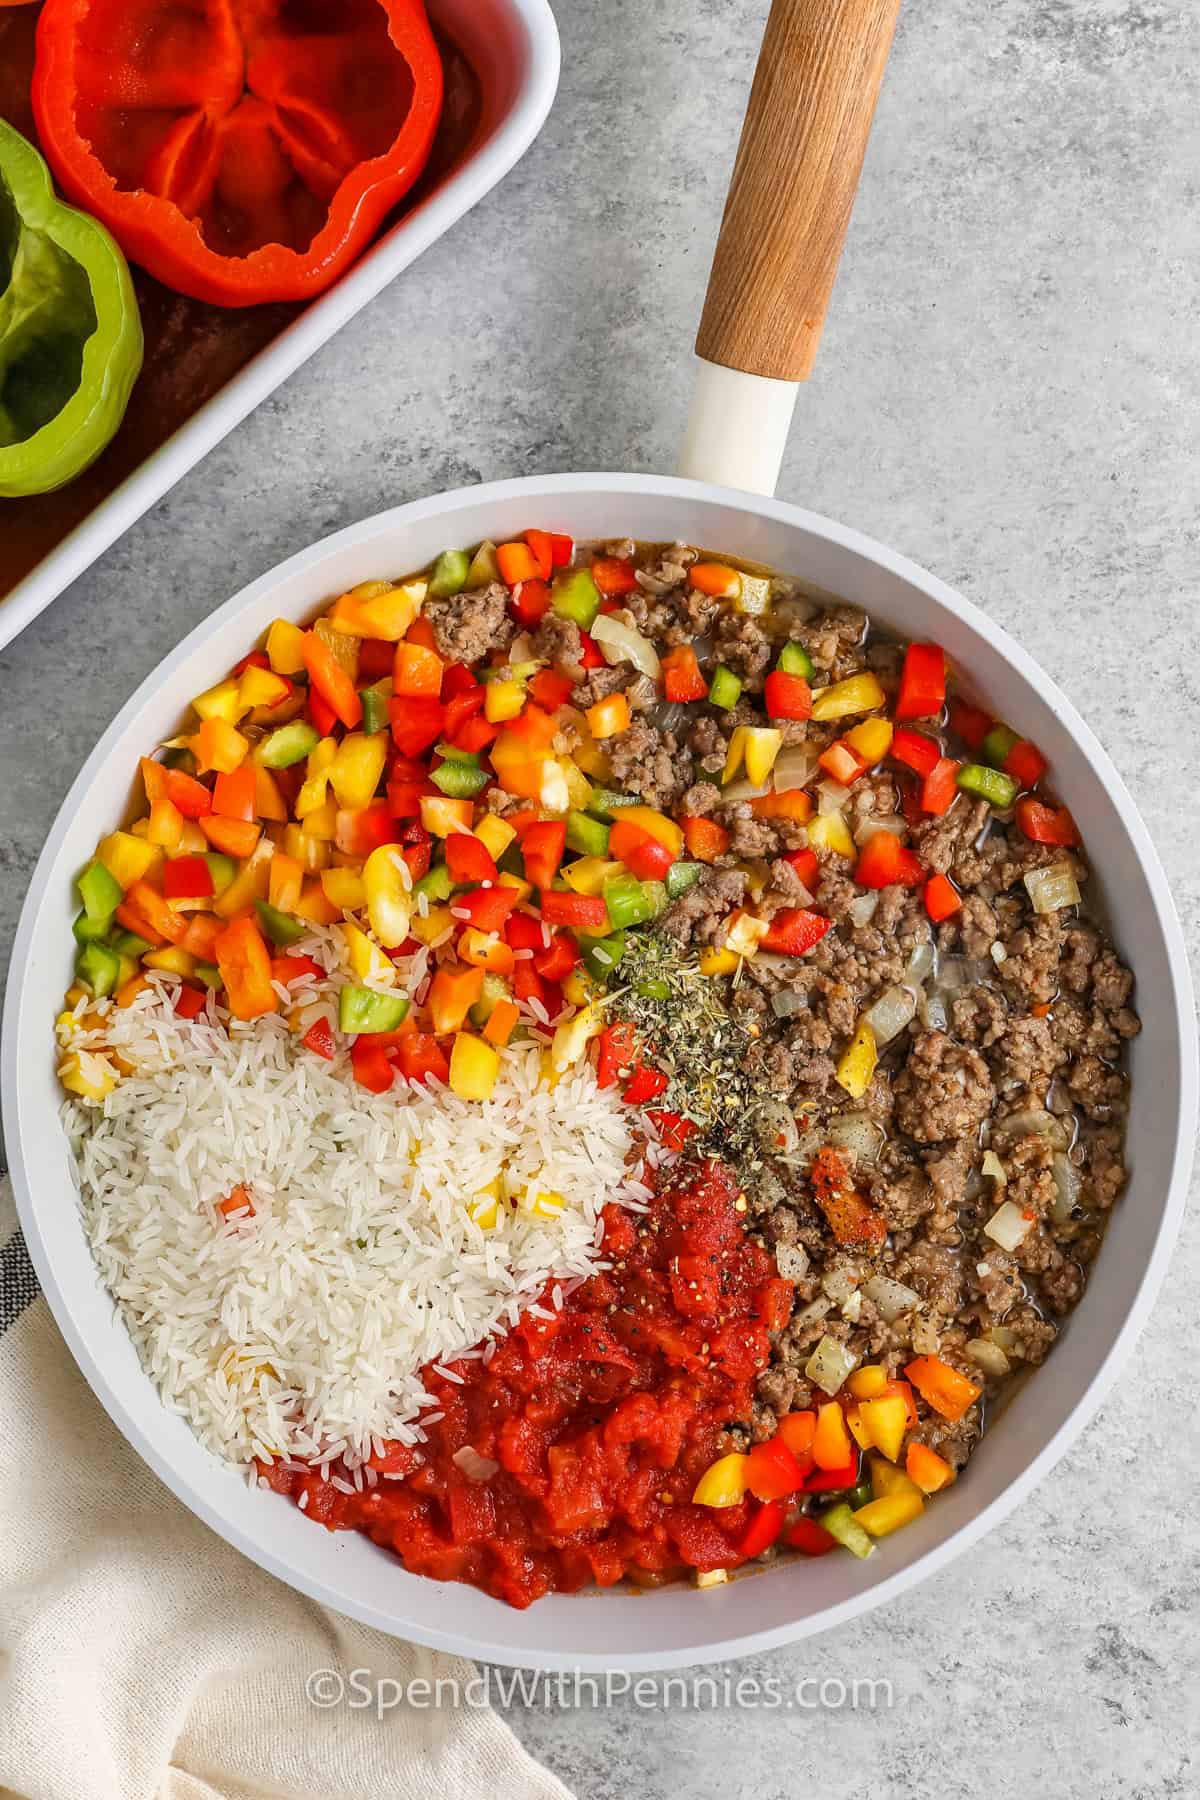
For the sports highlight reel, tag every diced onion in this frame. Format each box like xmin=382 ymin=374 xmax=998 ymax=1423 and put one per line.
xmin=966 ymin=1338 xmax=1012 ymax=1378
xmin=991 ymin=1107 xmax=1069 ymax=1150
xmin=817 ymin=779 xmax=850 ymax=815
xmin=920 ymin=991 xmax=949 ymax=1031
xmin=983 ymin=1199 xmax=1036 ymax=1250
xmin=722 ymin=777 xmax=770 ymax=804
xmin=841 ymin=1290 xmax=863 ymax=1322
xmin=775 ymin=1243 xmax=811 ymax=1282
xmin=772 ymin=745 xmax=820 ymax=793
xmin=756 ymin=1100 xmax=799 ymax=1157
xmin=805 ymin=1333 xmax=859 ymax=1396
xmin=824 ymin=1111 xmax=886 ymax=1164
xmin=739 ymin=574 xmax=771 ymax=615
xmin=591 ymin=613 xmax=661 ymax=679
xmin=847 ymin=892 xmax=879 ymax=928
xmin=864 ymin=984 xmax=917 ymax=1046
xmin=1051 ymin=1150 xmax=1081 ymax=1223
xmin=903 ymin=940 xmax=936 ymax=986
xmin=791 ymin=1295 xmax=834 ymax=1334
xmin=852 ymin=812 xmax=907 ymax=846
xmin=452 ymin=1446 xmax=499 ymax=1482
xmin=821 ymin=1267 xmax=858 ymax=1305
xmin=931 ymin=956 xmax=988 ymax=992
xmin=985 ymin=1326 xmax=1019 ymax=1353
xmin=1024 ymin=861 xmax=1081 ymax=916
xmin=981 ymin=1149 xmax=1007 ymax=1184
xmin=771 ymin=989 xmax=809 ymax=1019
xmin=647 ymin=701 xmax=687 ymax=735
xmin=862 ymin=1274 xmax=921 ymax=1323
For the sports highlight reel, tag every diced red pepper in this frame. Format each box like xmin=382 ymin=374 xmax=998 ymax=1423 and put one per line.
xmin=529 ymin=669 xmax=575 ymax=712
xmin=890 ymin=726 xmax=941 ymax=778
xmin=351 ymin=1035 xmax=395 ymax=1094
xmin=524 ymin=529 xmax=555 ymax=581
xmin=302 ymin=1017 xmax=338 ymax=1061
xmin=596 ymin=1021 xmax=638 ymax=1089
xmin=623 ymin=1064 xmax=669 ymax=1105
xmin=538 ymin=890 xmax=608 ymax=932
xmin=505 ymin=704 xmax=560 ymax=750
xmin=577 ymin=632 xmax=604 ymax=670
xmin=854 ymin=831 xmax=925 ymax=889
xmin=233 ymin=649 xmax=270 ymax=677
xmin=335 ymin=800 xmax=397 ymax=855
xmin=357 ymin=638 xmax=396 ymax=683
xmin=395 ymin=1032 xmax=451 ymax=1087
xmin=921 ymin=756 xmax=961 ymax=817
xmin=895 ymin=643 xmax=946 ymax=722
xmin=737 ymin=1499 xmax=787 ymax=1560
xmin=609 ymin=819 xmax=675 ymax=881
xmin=402 ymin=839 xmax=431 ymax=882
xmin=404 ymin=616 xmax=438 ymax=653
xmin=1004 ymin=739 xmax=1048 ymax=790
xmin=440 ymin=663 xmax=477 ymax=701
xmin=159 ymin=767 xmax=213 ymax=819
xmin=818 ymin=739 xmax=866 ymax=785
xmin=947 ymin=697 xmax=993 ymax=752
xmin=505 ymin=910 xmax=549 ymax=951
xmin=307 ymin=684 xmax=339 ymax=738
xmin=764 ymin=670 xmax=813 ymax=721
xmin=924 ymin=873 xmax=963 ymax=922
xmin=116 ymin=880 xmax=187 ymax=947
xmin=451 ymin=715 xmax=501 ymax=755
xmin=199 ymin=815 xmax=261 ymax=859
xmin=389 ymin=696 xmax=446 ymax=758
xmin=1015 ymin=797 xmax=1079 ymax=846
xmin=386 ymin=778 xmax=435 ymax=820
xmin=457 ymin=886 xmax=520 ymax=932
xmin=302 ymin=632 xmax=361 ymax=730
xmin=550 ymin=534 xmax=574 ymax=568
xmin=533 ymin=932 xmax=580 ymax=983
xmin=785 ymin=1515 xmax=838 ymax=1556
xmin=783 ymin=848 xmax=820 ymax=892
xmin=272 ymin=954 xmax=324 ymax=985
xmin=212 ymin=765 xmax=257 ymax=823
xmin=745 ymin=1435 xmax=807 ymax=1501
xmin=759 ymin=908 xmax=833 ymax=956
xmin=521 ymin=821 xmax=567 ymax=889
xmin=590 ymin=557 xmax=638 ymax=597
xmin=660 ymin=645 xmax=708 ymax=704
xmin=162 ymin=854 xmax=215 ymax=901
xmin=682 ymin=815 xmax=731 ymax=863
xmin=445 ymin=834 xmax=497 ymax=885
xmin=173 ymin=983 xmax=208 ymax=1020
xmin=804 ymin=1454 xmax=861 ymax=1493
xmin=510 ymin=579 xmax=553 ymax=629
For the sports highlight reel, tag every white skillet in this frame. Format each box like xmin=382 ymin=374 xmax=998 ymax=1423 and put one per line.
xmin=4 ymin=0 xmax=1195 ymax=1669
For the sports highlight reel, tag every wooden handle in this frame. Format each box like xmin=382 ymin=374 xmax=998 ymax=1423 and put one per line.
xmin=695 ymin=0 xmax=902 ymax=383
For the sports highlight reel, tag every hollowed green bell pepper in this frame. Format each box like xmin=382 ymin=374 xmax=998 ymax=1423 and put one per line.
xmin=0 ymin=119 xmax=142 ymax=498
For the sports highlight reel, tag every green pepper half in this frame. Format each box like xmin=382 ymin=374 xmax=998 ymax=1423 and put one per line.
xmin=0 ymin=119 xmax=142 ymax=498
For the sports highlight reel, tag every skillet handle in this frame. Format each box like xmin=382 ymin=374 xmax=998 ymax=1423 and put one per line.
xmin=679 ymin=0 xmax=902 ymax=493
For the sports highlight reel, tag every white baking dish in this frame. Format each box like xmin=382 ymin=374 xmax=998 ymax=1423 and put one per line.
xmin=0 ymin=0 xmax=560 ymax=653
xmin=5 ymin=471 xmax=1195 ymax=1670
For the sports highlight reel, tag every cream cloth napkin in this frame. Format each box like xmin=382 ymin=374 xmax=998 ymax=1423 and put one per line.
xmin=0 ymin=1181 xmax=571 ymax=1800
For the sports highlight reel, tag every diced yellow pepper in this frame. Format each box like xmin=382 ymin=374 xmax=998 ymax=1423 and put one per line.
xmin=562 ymin=967 xmax=596 ymax=1007
xmin=853 ymin=1487 xmax=925 ymax=1538
xmin=474 ymin=814 xmax=517 ymax=861
xmin=213 ymin=842 xmax=274 ymax=918
xmin=496 ymin=872 xmax=533 ymax=903
xmin=303 ymin=799 xmax=338 ymax=842
xmin=699 ymin=946 xmax=739 ymax=976
xmin=561 ymin=760 xmax=592 ymax=812
xmin=363 ymin=844 xmax=412 ymax=947
xmin=293 ymin=879 xmax=340 ymax=926
xmin=177 ymin=820 xmax=208 ymax=855
xmin=144 ymin=947 xmax=197 ymax=978
xmin=537 ymin=760 xmax=570 ymax=813
xmin=695 ymin=1568 xmax=730 ymax=1590
xmin=836 ymin=1017 xmax=878 ymax=1099
xmin=807 ymin=812 xmax=856 ymax=858
xmin=810 ymin=671 xmax=886 ymax=722
xmin=341 ymin=919 xmax=395 ymax=986
xmin=420 ymin=794 xmax=474 ymax=838
xmin=63 ymin=985 xmax=88 ymax=1009
xmin=563 ymin=856 xmax=624 ymax=897
xmin=58 ymin=1051 xmax=117 ymax=1101
xmin=484 ymin=679 xmax=525 ymax=724
xmin=282 ymin=824 xmax=331 ymax=873
xmin=146 ymin=798 xmax=184 ymax=850
xmin=857 ymin=1394 xmax=910 ymax=1464
xmin=265 ymin=618 xmax=307 ymax=676
xmin=328 ymin=580 xmax=424 ymax=641
xmin=846 ymin=717 xmax=894 ymax=765
xmin=237 ymin=664 xmax=291 ymax=712
xmin=846 ymin=1405 xmax=873 ymax=1452
xmin=722 ymin=724 xmax=783 ymax=786
xmin=692 ymin=1453 xmax=749 ymax=1508
xmin=410 ymin=904 xmax=454 ymax=946
xmin=870 ymin=1456 xmax=923 ymax=1502
xmin=737 ymin=573 xmax=771 ymax=615
xmin=192 ymin=677 xmax=246 ymax=724
xmin=847 ymin=1363 xmax=889 ymax=1401
xmin=320 ymin=866 xmax=366 ymax=911
xmin=550 ymin=1002 xmax=603 ymax=1072
xmin=813 ymin=1401 xmax=853 ymax=1470
xmin=97 ymin=831 xmax=163 ymax=891
xmin=469 ymin=1179 xmax=502 ymax=1231
xmin=722 ymin=909 xmax=769 ymax=958
xmin=618 ymin=805 xmax=684 ymax=856
xmin=523 ymin=1186 xmax=565 ymax=1219
xmin=116 ymin=974 xmax=150 ymax=1009
xmin=328 ymin=733 xmax=388 ymax=812
xmin=449 ymin=1032 xmax=500 ymax=1101
xmin=295 ymin=738 xmax=338 ymax=818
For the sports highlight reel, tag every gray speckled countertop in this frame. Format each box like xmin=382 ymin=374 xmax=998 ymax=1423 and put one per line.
xmin=2 ymin=1 xmax=1197 ymax=1794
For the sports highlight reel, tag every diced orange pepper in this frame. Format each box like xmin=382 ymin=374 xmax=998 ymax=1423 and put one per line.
xmin=775 ymin=1410 xmax=816 ymax=1464
xmin=497 ymin=541 xmax=541 ymax=586
xmin=146 ymin=797 xmax=185 ymax=849
xmin=179 ymin=912 xmax=223 ymax=960
xmin=268 ymin=854 xmax=304 ymax=913
xmin=200 ymin=815 xmax=262 ymax=859
xmin=483 ymin=998 xmax=520 ymax=1047
xmin=212 ymin=766 xmax=258 ymax=822
xmin=393 ymin=642 xmax=444 ymax=698
xmin=302 ymin=631 xmax=362 ymax=730
xmin=115 ymin=880 xmax=187 ymax=947
xmin=687 ymin=561 xmax=742 ymax=598
xmin=213 ymin=917 xmax=278 ymax=1020
xmin=254 ymin=767 xmax=289 ymax=822
xmin=428 ymin=963 xmax=485 ymax=1033
xmin=192 ymin=717 xmax=249 ymax=775
xmin=904 ymin=1356 xmax=982 ymax=1423
xmin=682 ymin=815 xmax=731 ymax=863
xmin=749 ymin=788 xmax=813 ymax=822
xmin=585 ymin=693 xmax=631 ymax=740
xmin=405 ymin=614 xmax=438 ymax=652
xmin=458 ymin=928 xmax=515 ymax=975
xmin=116 ymin=974 xmax=150 ymax=1009
xmin=905 ymin=1441 xmax=955 ymax=1494
xmin=812 ymin=1402 xmax=853 ymax=1471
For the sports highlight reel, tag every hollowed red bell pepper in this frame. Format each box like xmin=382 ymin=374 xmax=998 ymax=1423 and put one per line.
xmin=895 ymin=643 xmax=946 ymax=721
xmin=33 ymin=0 xmax=444 ymax=307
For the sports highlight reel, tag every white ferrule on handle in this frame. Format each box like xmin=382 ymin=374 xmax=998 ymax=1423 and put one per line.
xmin=676 ymin=359 xmax=799 ymax=497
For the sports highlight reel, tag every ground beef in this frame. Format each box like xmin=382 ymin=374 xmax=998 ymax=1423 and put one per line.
xmin=893 ymin=1031 xmax=996 ymax=1144
xmin=531 ymin=613 xmax=583 ymax=675
xmin=711 ymin=611 xmax=773 ymax=689
xmin=681 ymin=780 xmax=721 ymax=817
xmin=606 ymin=717 xmax=692 ymax=810
xmin=910 ymin=796 xmax=990 ymax=876
xmin=688 ymin=714 xmax=732 ymax=775
xmin=659 ymin=867 xmax=748 ymax=946
xmin=424 ymin=581 xmax=515 ymax=663
xmin=719 ymin=802 xmax=782 ymax=859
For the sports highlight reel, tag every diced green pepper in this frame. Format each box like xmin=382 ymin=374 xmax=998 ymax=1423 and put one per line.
xmin=980 ymin=723 xmax=1019 ymax=769
xmin=75 ymin=941 xmax=121 ymax=998
xmin=72 ymin=910 xmax=110 ymax=947
xmin=708 ymin=665 xmax=743 ymax=711
xmin=469 ymin=972 xmax=512 ymax=1028
xmin=586 ymin=787 xmax=639 ymax=818
xmin=111 ymin=929 xmax=154 ymax=957
xmin=642 ymin=880 xmax=668 ymax=919
xmin=778 ymin=641 xmax=816 ymax=679
xmin=194 ymin=961 xmax=224 ymax=990
xmin=465 ymin=540 xmax=501 ymax=587
xmin=428 ymin=548 xmax=471 ymax=598
xmin=338 ymin=985 xmax=410 ymax=1034
xmin=254 ymin=719 xmax=319 ymax=769
xmin=565 ymin=810 xmax=611 ymax=857
xmin=414 ymin=864 xmax=453 ymax=905
xmin=846 ymin=1480 xmax=874 ymax=1511
xmin=602 ymin=874 xmax=667 ymax=931
xmin=957 ymin=763 xmax=1019 ymax=809
xmin=359 ymin=682 xmax=391 ymax=737
xmin=818 ymin=1502 xmax=875 ymax=1560
xmin=431 ymin=760 xmax=489 ymax=798
xmin=433 ymin=742 xmax=480 ymax=766
xmin=77 ymin=858 xmax=123 ymax=924
xmin=551 ymin=568 xmax=601 ymax=630
xmin=203 ymin=852 xmax=236 ymax=894
xmin=580 ymin=929 xmax=626 ymax=980
xmin=665 ymin=860 xmax=702 ymax=900
xmin=254 ymin=899 xmax=306 ymax=947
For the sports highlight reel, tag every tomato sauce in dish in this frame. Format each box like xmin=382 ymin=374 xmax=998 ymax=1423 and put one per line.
xmin=261 ymin=1159 xmax=791 ymax=1608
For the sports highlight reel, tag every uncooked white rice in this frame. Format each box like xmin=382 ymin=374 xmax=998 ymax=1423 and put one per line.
xmin=62 ymin=967 xmax=636 ymax=1473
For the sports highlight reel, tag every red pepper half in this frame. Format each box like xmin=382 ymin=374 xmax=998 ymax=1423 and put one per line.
xmin=33 ymin=0 xmax=444 ymax=307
